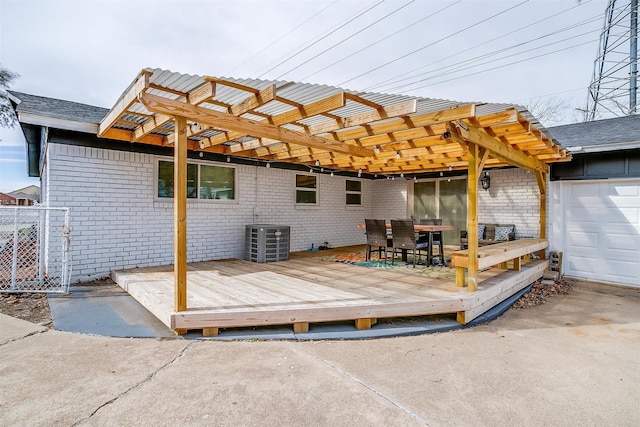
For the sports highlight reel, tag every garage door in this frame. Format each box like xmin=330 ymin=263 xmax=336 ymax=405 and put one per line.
xmin=563 ymin=179 xmax=640 ymax=287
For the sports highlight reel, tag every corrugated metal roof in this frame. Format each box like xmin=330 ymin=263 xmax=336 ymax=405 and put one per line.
xmin=11 ymin=68 xmax=568 ymax=174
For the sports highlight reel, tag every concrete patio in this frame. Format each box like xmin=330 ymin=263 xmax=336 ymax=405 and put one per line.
xmin=1 ymin=279 xmax=638 ymax=426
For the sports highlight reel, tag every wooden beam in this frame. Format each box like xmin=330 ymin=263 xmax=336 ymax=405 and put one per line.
xmin=306 ymin=99 xmax=417 ymax=135
xmin=450 ymin=122 xmax=549 ymax=174
xmin=164 ymin=84 xmax=277 ymax=145
xmin=139 ymin=93 xmax=373 ymax=157
xmin=344 ymin=93 xmax=383 ymax=109
xmin=133 ymin=82 xmax=216 ymax=142
xmin=174 ymin=116 xmax=188 ymax=313
xmin=100 ymin=128 xmax=166 ymax=146
xmin=326 ymin=104 xmax=476 ymax=144
xmin=229 ymin=84 xmax=276 ymax=116
xmin=478 ymin=148 xmax=489 ymax=172
xmin=201 ymin=92 xmax=347 ymax=146
xmin=467 ymin=142 xmax=480 ymax=292
xmin=98 ymin=70 xmax=151 ymax=136
xmin=536 ymin=170 xmax=547 ymax=260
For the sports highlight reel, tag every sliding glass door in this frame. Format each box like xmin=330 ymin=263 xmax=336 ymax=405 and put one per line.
xmin=414 ymin=178 xmax=467 ymax=244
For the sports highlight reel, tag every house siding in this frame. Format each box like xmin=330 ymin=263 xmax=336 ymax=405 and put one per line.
xmin=42 ymin=143 xmax=410 ymax=281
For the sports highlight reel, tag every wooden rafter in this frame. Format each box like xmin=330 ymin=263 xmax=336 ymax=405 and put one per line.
xmin=139 ymin=93 xmax=374 ymax=157
xmin=133 ymin=82 xmax=216 ymax=142
xmin=199 ymin=92 xmax=347 ymax=147
xmin=98 ymin=72 xmax=570 ymax=174
xmin=447 ymin=121 xmax=549 ymax=174
xmin=98 ymin=70 xmax=152 ymax=136
xmin=164 ymin=84 xmax=277 ymax=146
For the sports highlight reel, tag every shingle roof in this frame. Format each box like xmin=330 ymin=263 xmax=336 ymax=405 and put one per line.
xmin=8 ymin=91 xmax=109 ymax=124
xmin=548 ymin=114 xmax=640 ymax=148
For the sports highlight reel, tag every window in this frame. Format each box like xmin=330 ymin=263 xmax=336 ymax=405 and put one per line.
xmin=200 ymin=164 xmax=235 ymax=200
xmin=345 ymin=180 xmax=362 ymax=205
xmin=296 ymin=174 xmax=317 ymax=204
xmin=157 ymin=160 xmax=235 ymax=200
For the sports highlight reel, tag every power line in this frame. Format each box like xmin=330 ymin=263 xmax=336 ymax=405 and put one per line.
xmin=256 ymin=0 xmax=385 ymax=79
xmin=298 ymin=0 xmax=462 ymax=82
xmin=226 ymin=0 xmax=339 ymax=76
xmin=337 ymin=0 xmax=530 ymax=87
xmin=382 ymin=24 xmax=601 ymax=93
xmin=365 ymin=0 xmax=596 ymax=91
xmin=274 ymin=0 xmax=415 ymax=81
xmin=406 ymin=39 xmax=597 ymax=92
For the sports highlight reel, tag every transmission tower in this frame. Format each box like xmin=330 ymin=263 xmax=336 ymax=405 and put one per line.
xmin=585 ymin=0 xmax=638 ymax=121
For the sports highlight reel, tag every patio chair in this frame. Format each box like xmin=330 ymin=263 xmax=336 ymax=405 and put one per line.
xmin=390 ymin=219 xmax=428 ymax=268
xmin=364 ymin=219 xmax=389 ymax=262
xmin=419 ymin=218 xmax=444 ymax=265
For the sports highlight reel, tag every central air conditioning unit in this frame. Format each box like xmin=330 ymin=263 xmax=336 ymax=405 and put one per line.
xmin=245 ymin=224 xmax=290 ymax=263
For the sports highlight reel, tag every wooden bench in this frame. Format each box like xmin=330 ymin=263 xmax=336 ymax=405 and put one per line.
xmin=451 ymin=239 xmax=549 ymax=287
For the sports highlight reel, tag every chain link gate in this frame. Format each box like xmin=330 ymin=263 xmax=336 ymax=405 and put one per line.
xmin=0 ymin=207 xmax=71 ymax=293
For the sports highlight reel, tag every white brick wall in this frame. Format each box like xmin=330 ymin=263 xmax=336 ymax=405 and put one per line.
xmin=41 ymin=143 xmax=543 ymax=281
xmin=477 ymin=168 xmax=544 ymax=238
xmin=371 ymin=178 xmax=409 ymax=220
xmin=42 ymin=143 xmax=410 ymax=281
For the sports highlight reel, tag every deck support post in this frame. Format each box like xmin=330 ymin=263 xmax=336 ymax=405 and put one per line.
xmin=513 ymin=256 xmax=521 ymax=271
xmin=293 ymin=322 xmax=309 ymax=333
xmin=467 ymin=142 xmax=480 ymax=292
xmin=355 ymin=318 xmax=373 ymax=330
xmin=174 ymin=116 xmax=188 ymax=312
xmin=536 ymin=171 xmax=547 ymax=261
xmin=203 ymin=327 xmax=219 ymax=336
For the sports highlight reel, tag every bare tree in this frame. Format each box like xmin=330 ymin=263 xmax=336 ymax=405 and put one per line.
xmin=525 ymin=97 xmax=570 ymax=126
xmin=0 ymin=64 xmax=19 ymax=128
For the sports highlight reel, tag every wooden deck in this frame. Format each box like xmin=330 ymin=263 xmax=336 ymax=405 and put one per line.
xmin=111 ymin=246 xmax=548 ymax=335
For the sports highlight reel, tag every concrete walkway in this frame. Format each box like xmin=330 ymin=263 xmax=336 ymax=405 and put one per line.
xmin=1 ymin=280 xmax=639 ymax=426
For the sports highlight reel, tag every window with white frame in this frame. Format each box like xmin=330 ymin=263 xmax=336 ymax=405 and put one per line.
xmin=157 ymin=160 xmax=235 ymax=200
xmin=345 ymin=179 xmax=362 ymax=205
xmin=295 ymin=174 xmax=317 ymax=204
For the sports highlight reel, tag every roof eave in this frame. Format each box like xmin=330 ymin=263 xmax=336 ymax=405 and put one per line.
xmin=17 ymin=112 xmax=98 ymax=135
xmin=566 ymin=141 xmax=640 ymax=154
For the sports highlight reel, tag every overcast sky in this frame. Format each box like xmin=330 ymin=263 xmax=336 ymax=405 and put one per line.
xmin=1 ymin=0 xmax=610 ymax=192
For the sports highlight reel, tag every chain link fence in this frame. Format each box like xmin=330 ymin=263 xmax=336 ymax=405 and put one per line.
xmin=0 ymin=207 xmax=71 ymax=293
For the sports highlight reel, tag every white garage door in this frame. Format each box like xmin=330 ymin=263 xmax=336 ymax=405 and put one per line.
xmin=563 ymin=179 xmax=640 ymax=287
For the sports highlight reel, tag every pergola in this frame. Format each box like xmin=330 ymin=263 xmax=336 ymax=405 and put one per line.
xmin=98 ymin=68 xmax=571 ymax=312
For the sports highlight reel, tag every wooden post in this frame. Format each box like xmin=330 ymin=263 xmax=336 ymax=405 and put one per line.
xmin=467 ymin=142 xmax=479 ymax=292
xmin=293 ymin=322 xmax=309 ymax=333
xmin=536 ymin=171 xmax=547 ymax=261
xmin=174 ymin=116 xmax=188 ymax=312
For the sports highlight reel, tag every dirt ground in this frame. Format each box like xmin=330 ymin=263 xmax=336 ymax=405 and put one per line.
xmin=0 ymin=277 xmax=574 ymax=327
xmin=0 ymin=292 xmax=52 ymax=325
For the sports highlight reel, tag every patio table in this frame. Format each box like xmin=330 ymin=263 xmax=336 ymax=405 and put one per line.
xmin=358 ymin=223 xmax=454 ymax=263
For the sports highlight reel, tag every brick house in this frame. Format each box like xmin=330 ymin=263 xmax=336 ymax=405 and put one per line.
xmin=8 ymin=71 xmax=576 ymax=285
xmin=0 ymin=185 xmax=40 ymax=206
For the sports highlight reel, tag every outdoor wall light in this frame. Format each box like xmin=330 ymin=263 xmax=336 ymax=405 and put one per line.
xmin=481 ymin=171 xmax=491 ymax=190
